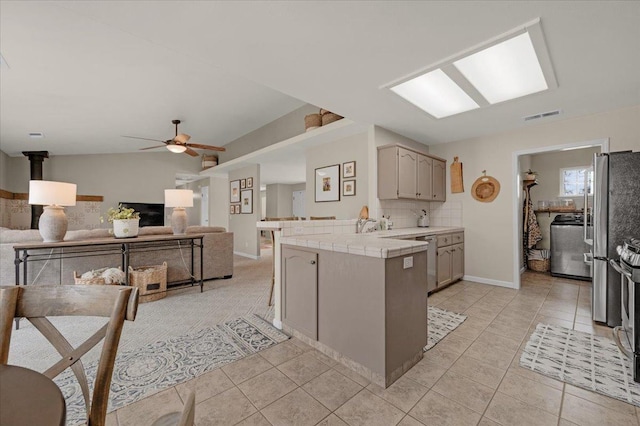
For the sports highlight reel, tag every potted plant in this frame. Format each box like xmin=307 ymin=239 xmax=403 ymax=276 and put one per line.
xmin=103 ymin=204 xmax=140 ymax=238
xmin=524 ymin=169 xmax=538 ymax=180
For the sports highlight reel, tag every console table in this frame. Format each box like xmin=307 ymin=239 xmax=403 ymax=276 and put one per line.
xmin=13 ymin=234 xmax=204 ymax=291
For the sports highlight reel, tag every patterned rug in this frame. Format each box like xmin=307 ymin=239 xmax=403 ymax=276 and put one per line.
xmin=424 ymin=306 xmax=467 ymax=351
xmin=57 ymin=315 xmax=289 ymax=425
xmin=520 ymin=323 xmax=640 ymax=407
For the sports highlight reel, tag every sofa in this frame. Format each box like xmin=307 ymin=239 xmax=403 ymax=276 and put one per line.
xmin=0 ymin=226 xmax=233 ymax=286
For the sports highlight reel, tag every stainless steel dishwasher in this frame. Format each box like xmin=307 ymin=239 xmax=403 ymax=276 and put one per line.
xmin=416 ymin=235 xmax=437 ymax=292
xmin=550 ymin=214 xmax=592 ymax=281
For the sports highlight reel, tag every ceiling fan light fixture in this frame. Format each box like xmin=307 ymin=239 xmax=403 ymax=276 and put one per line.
xmin=166 ymin=144 xmax=187 ymax=153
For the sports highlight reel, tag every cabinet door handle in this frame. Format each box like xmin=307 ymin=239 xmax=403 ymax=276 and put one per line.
xmin=310 ymin=260 xmax=316 ymax=264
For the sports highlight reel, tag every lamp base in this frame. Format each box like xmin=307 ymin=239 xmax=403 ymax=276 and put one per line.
xmin=171 ymin=207 xmax=188 ymax=235
xmin=38 ymin=205 xmax=68 ymax=242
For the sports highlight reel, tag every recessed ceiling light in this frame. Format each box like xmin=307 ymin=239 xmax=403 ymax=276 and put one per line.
xmin=454 ymin=32 xmax=548 ymax=104
xmin=29 ymin=132 xmax=44 ymax=138
xmin=390 ymin=69 xmax=479 ymax=118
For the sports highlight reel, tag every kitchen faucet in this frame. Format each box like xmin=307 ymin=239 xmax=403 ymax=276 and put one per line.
xmin=356 ymin=218 xmax=376 ymax=233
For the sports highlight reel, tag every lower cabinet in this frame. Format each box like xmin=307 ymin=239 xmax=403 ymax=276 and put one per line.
xmin=281 ymin=246 xmax=318 ymax=340
xmin=434 ymin=232 xmax=465 ymax=292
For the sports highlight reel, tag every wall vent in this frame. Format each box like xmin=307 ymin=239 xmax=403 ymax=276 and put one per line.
xmin=523 ymin=109 xmax=561 ymax=121
xmin=28 ymin=132 xmax=44 ymax=138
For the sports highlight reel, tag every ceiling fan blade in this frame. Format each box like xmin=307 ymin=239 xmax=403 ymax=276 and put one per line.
xmin=122 ymin=135 xmax=168 ymax=143
xmin=185 ymin=143 xmax=226 ymax=152
xmin=184 ymin=147 xmax=199 ymax=157
xmin=174 ymin=133 xmax=191 ymax=144
xmin=139 ymin=145 xmax=167 ymax=150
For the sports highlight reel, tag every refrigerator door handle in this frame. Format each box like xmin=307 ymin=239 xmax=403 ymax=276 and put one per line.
xmin=583 ymin=252 xmax=593 ymax=266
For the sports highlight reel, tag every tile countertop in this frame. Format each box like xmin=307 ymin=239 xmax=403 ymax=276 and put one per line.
xmin=279 ymin=226 xmax=463 ymax=259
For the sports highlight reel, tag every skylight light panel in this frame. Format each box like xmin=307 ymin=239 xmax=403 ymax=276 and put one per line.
xmin=390 ymin=69 xmax=479 ymax=119
xmin=453 ymin=32 xmax=548 ymax=104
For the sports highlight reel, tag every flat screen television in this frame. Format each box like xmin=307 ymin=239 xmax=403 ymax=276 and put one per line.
xmin=120 ymin=202 xmax=165 ymax=227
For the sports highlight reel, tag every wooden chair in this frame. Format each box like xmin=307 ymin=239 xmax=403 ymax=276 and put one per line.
xmin=151 ymin=390 xmax=195 ymax=426
xmin=0 ymin=285 xmax=139 ymax=426
xmin=310 ymin=216 xmax=336 ymax=220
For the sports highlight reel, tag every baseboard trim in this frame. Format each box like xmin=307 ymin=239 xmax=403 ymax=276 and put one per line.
xmin=233 ymin=251 xmax=260 ymax=260
xmin=272 ymin=319 xmax=282 ymax=330
xmin=463 ymin=275 xmax=516 ymax=289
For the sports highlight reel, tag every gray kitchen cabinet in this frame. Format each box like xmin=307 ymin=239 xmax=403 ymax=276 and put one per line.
xmin=377 ymin=144 xmax=446 ymax=201
xmin=417 ymin=154 xmax=433 ymax=201
xmin=433 ymin=232 xmax=465 ymax=291
xmin=281 ymin=246 xmax=318 ymax=340
xmin=432 ymin=159 xmax=446 ymax=201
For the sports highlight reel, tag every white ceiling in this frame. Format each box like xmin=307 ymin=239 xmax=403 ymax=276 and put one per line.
xmin=1 ymin=1 xmax=639 ymax=184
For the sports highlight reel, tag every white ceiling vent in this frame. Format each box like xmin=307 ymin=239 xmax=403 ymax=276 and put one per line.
xmin=523 ymin=109 xmax=561 ymax=121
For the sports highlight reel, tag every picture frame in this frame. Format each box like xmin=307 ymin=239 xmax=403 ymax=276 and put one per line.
xmin=343 ymin=180 xmax=356 ymax=196
xmin=240 ymin=179 xmax=246 ymax=189
xmin=315 ymin=164 xmax=340 ymax=202
xmin=234 ymin=205 xmax=240 ymax=214
xmin=230 ymin=180 xmax=240 ymax=203
xmin=247 ymin=177 xmax=253 ymax=188
xmin=343 ymin=161 xmax=356 ymax=178
xmin=230 ymin=205 xmax=235 ymax=214
xmin=241 ymin=189 xmax=253 ymax=214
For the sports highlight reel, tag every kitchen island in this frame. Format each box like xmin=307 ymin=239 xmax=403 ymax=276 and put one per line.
xmin=256 ymin=221 xmax=463 ymax=387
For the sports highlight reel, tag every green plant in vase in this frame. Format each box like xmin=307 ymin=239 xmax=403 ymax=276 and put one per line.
xmin=102 ymin=204 xmax=140 ymax=238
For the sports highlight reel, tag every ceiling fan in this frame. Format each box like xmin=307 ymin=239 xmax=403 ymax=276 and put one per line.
xmin=122 ymin=119 xmax=226 ymax=156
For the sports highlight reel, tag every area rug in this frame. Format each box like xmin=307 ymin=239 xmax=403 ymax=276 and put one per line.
xmin=56 ymin=314 xmax=289 ymax=425
xmin=424 ymin=306 xmax=467 ymax=351
xmin=520 ymin=323 xmax=640 ymax=407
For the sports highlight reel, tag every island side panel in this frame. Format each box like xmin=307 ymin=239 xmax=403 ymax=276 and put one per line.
xmin=385 ymin=251 xmax=428 ymax=384
xmin=317 ymin=249 xmax=387 ymax=378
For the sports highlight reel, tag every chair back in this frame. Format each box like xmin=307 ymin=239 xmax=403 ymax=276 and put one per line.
xmin=0 ymin=285 xmax=139 ymax=426
xmin=264 ymin=217 xmax=296 ymax=221
xmin=310 ymin=216 xmax=336 ymax=220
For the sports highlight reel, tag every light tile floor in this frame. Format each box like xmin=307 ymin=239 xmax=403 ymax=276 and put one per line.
xmin=107 ymin=272 xmax=640 ymax=426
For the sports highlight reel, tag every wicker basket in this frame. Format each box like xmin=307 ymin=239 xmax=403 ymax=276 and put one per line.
xmin=528 ymin=258 xmax=550 ymax=272
xmin=304 ymin=114 xmax=321 ymax=132
xmin=321 ymin=112 xmax=343 ymax=126
xmin=319 ymin=108 xmax=331 ymax=116
xmin=73 ymin=271 xmax=107 ymax=285
xmin=128 ymin=262 xmax=168 ymax=303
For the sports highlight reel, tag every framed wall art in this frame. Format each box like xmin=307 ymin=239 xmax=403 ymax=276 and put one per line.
xmin=234 ymin=204 xmax=240 ymax=214
xmin=229 ymin=205 xmax=235 ymax=214
xmin=343 ymin=180 xmax=356 ymax=196
xmin=343 ymin=161 xmax=356 ymax=178
xmin=241 ymin=189 xmax=253 ymax=214
xmin=247 ymin=177 xmax=253 ymax=188
xmin=240 ymin=179 xmax=246 ymax=189
xmin=315 ymin=164 xmax=340 ymax=202
xmin=230 ymin=180 xmax=240 ymax=203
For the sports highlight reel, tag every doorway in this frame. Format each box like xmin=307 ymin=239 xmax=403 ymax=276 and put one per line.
xmin=293 ymin=190 xmax=305 ymax=218
xmin=201 ymin=186 xmax=209 ymax=226
xmin=511 ymin=138 xmax=609 ymax=289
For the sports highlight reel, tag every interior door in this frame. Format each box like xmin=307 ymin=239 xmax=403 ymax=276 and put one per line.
xmin=292 ymin=190 xmax=305 ymax=218
xmin=200 ymin=186 xmax=209 ymax=226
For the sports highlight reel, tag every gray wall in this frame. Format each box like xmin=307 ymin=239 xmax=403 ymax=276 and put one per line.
xmin=305 ymin=132 xmax=369 ymax=219
xmin=265 ymin=183 xmax=305 ymax=218
xmin=209 ymin=176 xmax=230 ymax=230
xmin=219 ymin=104 xmax=319 ymax=164
xmin=229 ymin=164 xmax=261 ymax=258
xmin=0 ymin=151 xmax=11 ymax=192
xmin=1 ymin=152 xmax=201 ymax=222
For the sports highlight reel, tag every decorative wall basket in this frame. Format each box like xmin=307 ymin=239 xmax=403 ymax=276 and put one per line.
xmin=321 ymin=112 xmax=343 ymax=126
xmin=471 ymin=171 xmax=500 ymax=203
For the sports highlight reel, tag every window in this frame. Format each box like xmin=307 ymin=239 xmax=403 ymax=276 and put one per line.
xmin=559 ymin=166 xmax=593 ymax=197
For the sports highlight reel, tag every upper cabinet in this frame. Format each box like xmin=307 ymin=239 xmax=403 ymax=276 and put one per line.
xmin=378 ymin=144 xmax=446 ymax=201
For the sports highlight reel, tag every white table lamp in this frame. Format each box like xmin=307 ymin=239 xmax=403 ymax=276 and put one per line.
xmin=165 ymin=189 xmax=193 ymax=235
xmin=28 ymin=180 xmax=77 ymax=242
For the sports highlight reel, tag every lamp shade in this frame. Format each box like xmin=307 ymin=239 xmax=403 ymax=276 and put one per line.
xmin=29 ymin=180 xmax=77 ymax=206
xmin=165 ymin=189 xmax=193 ymax=208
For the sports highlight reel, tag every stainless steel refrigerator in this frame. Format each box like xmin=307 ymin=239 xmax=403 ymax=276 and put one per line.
xmin=585 ymin=151 xmax=640 ymax=326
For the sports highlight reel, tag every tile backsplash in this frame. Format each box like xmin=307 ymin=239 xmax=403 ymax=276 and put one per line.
xmin=373 ymin=199 xmax=463 ymax=229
